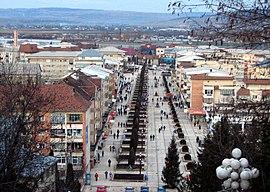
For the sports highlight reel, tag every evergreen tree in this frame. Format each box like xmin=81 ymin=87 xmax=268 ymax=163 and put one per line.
xmin=188 ymin=119 xmax=243 ymax=192
xmin=162 ymin=136 xmax=181 ymax=189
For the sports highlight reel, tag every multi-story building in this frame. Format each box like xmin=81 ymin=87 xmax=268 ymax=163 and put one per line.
xmin=180 ymin=67 xmax=235 ymax=119
xmin=0 ymin=63 xmax=42 ymax=84
xmin=99 ymin=46 xmax=126 ymax=59
xmin=0 ymin=46 xmax=20 ymax=64
xmin=40 ymin=76 xmax=97 ymax=184
xmin=75 ymin=49 xmax=104 ymax=68
xmin=81 ymin=65 xmax=115 ymax=114
xmin=243 ymin=79 xmax=270 ymax=101
xmin=26 ymin=51 xmax=81 ymax=83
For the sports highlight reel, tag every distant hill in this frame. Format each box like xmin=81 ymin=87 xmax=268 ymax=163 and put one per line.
xmin=0 ymin=8 xmax=211 ymax=26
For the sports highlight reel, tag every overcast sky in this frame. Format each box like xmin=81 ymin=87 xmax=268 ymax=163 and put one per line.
xmin=0 ymin=0 xmax=175 ymax=13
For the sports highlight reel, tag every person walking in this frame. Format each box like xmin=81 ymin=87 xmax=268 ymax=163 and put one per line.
xmin=97 ymin=153 xmax=100 ymax=161
xmin=112 ymin=145 xmax=115 ymax=152
xmin=108 ymin=159 xmax=111 ymax=167
xmin=109 ymin=145 xmax=112 ymax=152
xmin=113 ymin=133 xmax=116 ymax=139
xmin=152 ymin=135 xmax=155 ymax=141
xmin=104 ymin=171 xmax=108 ymax=179
xmin=150 ymin=135 xmax=152 ymax=141
xmin=109 ymin=171 xmax=113 ymax=180
xmin=95 ymin=172 xmax=99 ymax=181
xmin=102 ymin=150 xmax=104 ymax=157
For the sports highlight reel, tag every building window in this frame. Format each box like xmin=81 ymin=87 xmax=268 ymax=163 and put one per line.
xmin=37 ymin=129 xmax=46 ymax=136
xmin=221 ymin=89 xmax=234 ymax=95
xmin=252 ymin=95 xmax=258 ymax=99
xmin=204 ymin=89 xmax=213 ymax=95
xmin=36 ymin=143 xmax=45 ymax=149
xmin=203 ymin=98 xmax=213 ymax=104
xmin=68 ymin=143 xmax=83 ymax=152
xmin=67 ymin=129 xmax=82 ymax=137
xmin=72 ymin=157 xmax=78 ymax=164
xmin=50 ymin=113 xmax=65 ymax=124
xmin=39 ymin=115 xmax=45 ymax=122
xmin=68 ymin=114 xmax=82 ymax=123
xmin=57 ymin=156 xmax=66 ymax=164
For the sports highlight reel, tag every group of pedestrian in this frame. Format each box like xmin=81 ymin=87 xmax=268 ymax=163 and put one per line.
xmin=193 ymin=121 xmax=201 ymax=130
xmin=109 ymin=145 xmax=115 ymax=152
xmin=158 ymin=126 xmax=166 ymax=133
xmin=95 ymin=171 xmax=113 ymax=181
xmin=149 ymin=134 xmax=155 ymax=141
xmin=117 ymin=121 xmax=126 ymax=127
xmin=93 ymin=74 xmax=137 ymax=184
xmin=113 ymin=130 xmax=120 ymax=139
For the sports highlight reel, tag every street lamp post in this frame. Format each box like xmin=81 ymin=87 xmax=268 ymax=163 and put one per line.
xmin=139 ymin=152 xmax=142 ymax=175
xmin=216 ymin=148 xmax=259 ymax=191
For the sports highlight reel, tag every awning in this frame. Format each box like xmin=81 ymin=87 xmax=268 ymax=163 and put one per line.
xmin=188 ymin=109 xmax=206 ymax=115
xmin=166 ymin=93 xmax=174 ymax=97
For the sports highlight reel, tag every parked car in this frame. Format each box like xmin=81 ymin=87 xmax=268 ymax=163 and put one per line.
xmin=141 ymin=186 xmax=149 ymax=192
xmin=125 ymin=186 xmax=135 ymax=192
xmin=96 ymin=185 xmax=107 ymax=192
xmin=157 ymin=187 xmax=166 ymax=192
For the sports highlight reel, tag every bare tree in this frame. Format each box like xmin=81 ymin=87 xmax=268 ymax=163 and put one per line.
xmin=0 ymin=62 xmax=52 ymax=191
xmin=169 ymin=0 xmax=270 ymax=48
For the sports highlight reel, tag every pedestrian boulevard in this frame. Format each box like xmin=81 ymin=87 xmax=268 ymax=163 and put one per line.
xmin=83 ymin=70 xmax=207 ymax=192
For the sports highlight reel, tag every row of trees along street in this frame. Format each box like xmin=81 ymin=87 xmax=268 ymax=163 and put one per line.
xmin=166 ymin=0 xmax=270 ymax=191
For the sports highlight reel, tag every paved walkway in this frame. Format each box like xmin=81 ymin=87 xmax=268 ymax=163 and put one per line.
xmin=83 ymin=70 xmax=207 ymax=192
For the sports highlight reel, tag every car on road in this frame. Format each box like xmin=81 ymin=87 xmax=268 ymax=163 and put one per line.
xmin=157 ymin=187 xmax=166 ymax=192
xmin=125 ymin=186 xmax=135 ymax=192
xmin=141 ymin=186 xmax=149 ymax=192
xmin=96 ymin=185 xmax=107 ymax=192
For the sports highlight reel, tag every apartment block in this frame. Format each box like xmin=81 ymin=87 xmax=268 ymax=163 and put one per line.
xmin=39 ymin=76 xmax=98 ymax=183
xmin=180 ymin=67 xmax=235 ymax=118
xmin=26 ymin=51 xmax=81 ymax=83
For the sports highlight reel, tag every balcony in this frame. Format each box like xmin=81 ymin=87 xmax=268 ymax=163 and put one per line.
xmin=203 ymin=93 xmax=214 ymax=98
xmin=50 ymin=129 xmax=65 ymax=138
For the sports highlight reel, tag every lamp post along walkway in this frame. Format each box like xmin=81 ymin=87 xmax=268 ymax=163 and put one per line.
xmin=216 ymin=148 xmax=259 ymax=191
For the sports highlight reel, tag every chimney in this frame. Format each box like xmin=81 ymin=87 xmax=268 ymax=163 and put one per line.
xmin=14 ymin=30 xmax=18 ymax=47
xmin=72 ymin=88 xmax=76 ymax=95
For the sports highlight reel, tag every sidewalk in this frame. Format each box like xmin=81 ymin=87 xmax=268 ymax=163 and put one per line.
xmin=84 ymin=70 xmax=207 ymax=192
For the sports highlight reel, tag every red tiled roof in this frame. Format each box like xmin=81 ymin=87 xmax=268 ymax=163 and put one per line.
xmin=262 ymin=90 xmax=270 ymax=96
xmin=19 ymin=43 xmax=81 ymax=53
xmin=42 ymin=46 xmax=81 ymax=51
xmin=141 ymin=55 xmax=158 ymax=59
xmin=237 ymin=87 xmax=250 ymax=96
xmin=140 ymin=44 xmax=156 ymax=49
xmin=40 ymin=82 xmax=91 ymax=112
xmin=19 ymin=44 xmax=39 ymax=53
xmin=73 ymin=70 xmax=102 ymax=89
xmin=243 ymin=78 xmax=270 ymax=85
xmin=191 ymin=74 xmax=234 ymax=80
xmin=121 ymin=48 xmax=140 ymax=56
xmin=179 ymin=62 xmax=196 ymax=67
xmin=0 ymin=79 xmax=94 ymax=113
